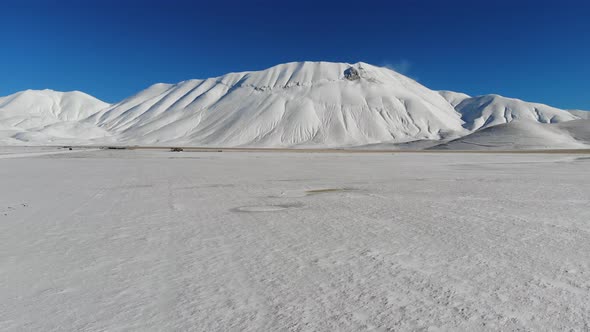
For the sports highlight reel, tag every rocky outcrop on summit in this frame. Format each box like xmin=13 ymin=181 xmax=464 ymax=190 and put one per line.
xmin=344 ymin=67 xmax=360 ymax=81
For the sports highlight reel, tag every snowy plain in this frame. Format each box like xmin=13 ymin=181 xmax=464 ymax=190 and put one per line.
xmin=1 ymin=148 xmax=589 ymax=331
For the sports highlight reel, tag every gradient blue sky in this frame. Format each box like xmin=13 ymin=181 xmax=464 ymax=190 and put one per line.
xmin=1 ymin=0 xmax=589 ymax=109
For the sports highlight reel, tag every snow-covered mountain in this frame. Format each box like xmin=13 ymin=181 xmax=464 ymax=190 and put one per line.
xmin=438 ymin=92 xmax=579 ymax=131
xmin=0 ymin=89 xmax=109 ymax=128
xmin=0 ymin=62 xmax=588 ymax=149
xmin=0 ymin=89 xmax=112 ymax=144
xmin=87 ymin=62 xmax=466 ymax=147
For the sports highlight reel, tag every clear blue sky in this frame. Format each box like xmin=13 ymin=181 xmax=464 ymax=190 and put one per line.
xmin=1 ymin=0 xmax=589 ymax=109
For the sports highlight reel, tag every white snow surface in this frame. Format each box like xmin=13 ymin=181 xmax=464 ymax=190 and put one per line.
xmin=0 ymin=62 xmax=588 ymax=148
xmin=1 ymin=148 xmax=589 ymax=331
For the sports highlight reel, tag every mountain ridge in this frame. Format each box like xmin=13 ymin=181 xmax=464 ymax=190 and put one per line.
xmin=0 ymin=61 xmax=588 ymax=149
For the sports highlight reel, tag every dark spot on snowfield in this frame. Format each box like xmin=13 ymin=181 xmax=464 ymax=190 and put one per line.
xmin=105 ymin=184 xmax=154 ymax=190
xmin=305 ymin=188 xmax=355 ymax=195
xmin=268 ymin=187 xmax=358 ymax=198
xmin=231 ymin=202 xmax=303 ymax=213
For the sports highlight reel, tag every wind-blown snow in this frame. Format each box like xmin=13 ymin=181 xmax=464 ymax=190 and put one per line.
xmin=0 ymin=62 xmax=588 ymax=149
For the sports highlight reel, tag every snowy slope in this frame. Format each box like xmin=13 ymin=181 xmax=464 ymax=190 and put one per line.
xmin=554 ymin=119 xmax=590 ymax=144
xmin=87 ymin=62 xmax=467 ymax=147
xmin=439 ymin=92 xmax=579 ymax=131
xmin=432 ymin=120 xmax=588 ymax=150
xmin=438 ymin=90 xmax=471 ymax=107
xmin=568 ymin=110 xmax=590 ymax=119
xmin=0 ymin=90 xmax=111 ymax=143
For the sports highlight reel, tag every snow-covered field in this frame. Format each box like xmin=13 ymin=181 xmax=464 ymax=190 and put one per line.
xmin=1 ymin=148 xmax=589 ymax=331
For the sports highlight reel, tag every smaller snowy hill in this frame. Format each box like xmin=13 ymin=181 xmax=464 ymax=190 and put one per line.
xmin=0 ymin=89 xmax=109 ymax=128
xmin=439 ymin=92 xmax=579 ymax=131
xmin=0 ymin=89 xmax=111 ymax=144
xmin=431 ymin=120 xmax=588 ymax=150
xmin=568 ymin=110 xmax=590 ymax=119
xmin=554 ymin=119 xmax=590 ymax=145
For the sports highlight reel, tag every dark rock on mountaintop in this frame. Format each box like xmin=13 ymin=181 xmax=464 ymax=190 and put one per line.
xmin=344 ymin=67 xmax=360 ymax=81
